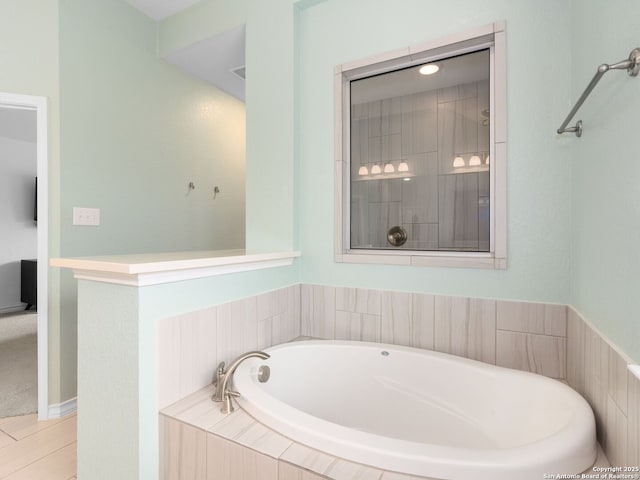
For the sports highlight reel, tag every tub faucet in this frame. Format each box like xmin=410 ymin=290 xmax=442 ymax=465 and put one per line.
xmin=211 ymin=350 xmax=270 ymax=414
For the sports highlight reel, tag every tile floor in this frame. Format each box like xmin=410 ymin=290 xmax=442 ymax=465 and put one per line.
xmin=0 ymin=413 xmax=76 ymax=479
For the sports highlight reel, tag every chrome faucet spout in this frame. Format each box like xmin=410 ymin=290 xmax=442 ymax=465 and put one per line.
xmin=212 ymin=350 xmax=270 ymax=414
xmin=211 ymin=361 xmax=226 ymax=402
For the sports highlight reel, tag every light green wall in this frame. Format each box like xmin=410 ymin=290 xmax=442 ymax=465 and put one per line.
xmin=296 ymin=0 xmax=573 ymax=303
xmin=60 ymin=0 xmax=246 ymax=257
xmin=0 ymin=0 xmax=64 ymax=406
xmin=57 ymin=0 xmax=248 ymax=401
xmin=161 ymin=0 xmax=299 ymax=251
xmin=570 ymin=0 xmax=640 ymax=362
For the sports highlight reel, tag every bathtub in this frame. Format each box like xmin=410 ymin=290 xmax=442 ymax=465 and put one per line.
xmin=233 ymin=340 xmax=596 ymax=480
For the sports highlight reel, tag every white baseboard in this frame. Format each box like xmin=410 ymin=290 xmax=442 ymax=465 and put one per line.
xmin=48 ymin=397 xmax=77 ymax=418
xmin=0 ymin=305 xmax=28 ymax=315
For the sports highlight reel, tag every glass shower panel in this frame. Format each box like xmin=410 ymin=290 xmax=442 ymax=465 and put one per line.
xmin=349 ymin=49 xmax=490 ymax=252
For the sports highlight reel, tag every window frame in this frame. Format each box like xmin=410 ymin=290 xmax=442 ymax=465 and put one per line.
xmin=334 ymin=21 xmax=507 ymax=269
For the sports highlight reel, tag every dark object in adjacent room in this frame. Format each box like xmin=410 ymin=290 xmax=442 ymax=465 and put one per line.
xmin=34 ymin=177 xmax=37 ymax=222
xmin=21 ymin=259 xmax=37 ymax=311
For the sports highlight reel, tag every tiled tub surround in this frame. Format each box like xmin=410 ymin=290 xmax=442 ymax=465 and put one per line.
xmin=157 ymin=285 xmax=301 ymax=410
xmin=158 ymin=284 xmax=639 ymax=476
xmin=300 ymin=285 xmax=568 ymax=380
xmin=567 ymin=307 xmax=640 ymax=470
xmin=160 ymin=385 xmax=610 ymax=480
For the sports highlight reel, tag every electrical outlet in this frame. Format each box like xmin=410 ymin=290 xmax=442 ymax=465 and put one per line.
xmin=73 ymin=207 xmax=100 ymax=226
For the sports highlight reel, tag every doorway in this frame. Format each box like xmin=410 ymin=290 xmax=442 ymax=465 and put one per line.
xmin=0 ymin=92 xmax=49 ymax=420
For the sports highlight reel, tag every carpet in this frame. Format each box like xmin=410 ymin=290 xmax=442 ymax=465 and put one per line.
xmin=0 ymin=312 xmax=37 ymax=417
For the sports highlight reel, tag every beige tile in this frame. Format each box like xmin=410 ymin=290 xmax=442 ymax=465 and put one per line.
xmin=335 ymin=311 xmax=367 ymax=341
xmin=256 ymin=286 xmax=301 ymax=348
xmin=160 ymin=416 xmax=206 ymax=480
xmin=566 ymin=307 xmax=585 ymax=394
xmin=301 ymin=285 xmax=336 ymax=339
xmin=3 ymin=442 xmax=76 ymax=480
xmin=257 ymin=288 xmax=289 ymax=322
xmin=381 ymin=291 xmax=412 ymax=347
xmin=627 ymin=370 xmax=640 ymax=468
xmin=287 ymin=285 xmax=302 ymax=341
xmin=192 ymin=308 xmax=219 ymax=397
xmin=0 ymin=413 xmax=71 ymax=441
xmin=278 ymin=461 xmax=329 ymax=480
xmin=581 ymin=443 xmax=610 ymax=472
xmin=381 ymin=472 xmax=438 ymax=480
xmin=496 ymin=301 xmax=566 ymax=337
xmin=604 ymin=395 xmax=628 ymax=468
xmin=0 ymin=415 xmax=76 ymax=478
xmin=280 ymin=442 xmax=382 ymax=480
xmin=434 ymin=296 xmax=496 ymax=364
xmin=179 ymin=308 xmax=219 ymax=402
xmin=258 ymin=317 xmax=274 ymax=351
xmin=161 ymin=385 xmax=228 ymax=432
xmin=608 ymin=345 xmax=628 ymax=415
xmin=217 ymin=296 xmax=259 ymax=368
xmin=208 ymin=408 xmax=292 ymax=459
xmin=496 ymin=331 xmax=566 ymax=379
xmin=410 ymin=293 xmax=434 ymax=350
xmin=207 ymin=433 xmax=278 ymax=480
xmin=0 ymin=430 xmax=15 ymax=449
xmin=336 ymin=288 xmax=381 ymax=315
xmin=158 ymin=314 xmax=182 ymax=409
xmin=583 ymin=326 xmax=608 ymax=445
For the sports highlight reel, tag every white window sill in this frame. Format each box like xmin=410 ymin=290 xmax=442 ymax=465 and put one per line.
xmin=336 ymin=251 xmax=506 ymax=269
xmin=51 ymin=249 xmax=301 ymax=286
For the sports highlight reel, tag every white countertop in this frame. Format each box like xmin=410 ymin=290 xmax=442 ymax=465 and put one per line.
xmin=51 ymin=249 xmax=301 ymax=286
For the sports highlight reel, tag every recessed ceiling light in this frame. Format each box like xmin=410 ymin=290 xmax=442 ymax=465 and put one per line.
xmin=419 ymin=64 xmax=439 ymax=75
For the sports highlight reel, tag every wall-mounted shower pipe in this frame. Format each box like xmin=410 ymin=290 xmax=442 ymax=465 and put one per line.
xmin=557 ymin=48 xmax=640 ymax=137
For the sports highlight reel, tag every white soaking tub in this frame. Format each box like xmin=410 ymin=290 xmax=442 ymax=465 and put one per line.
xmin=233 ymin=340 xmax=596 ymax=480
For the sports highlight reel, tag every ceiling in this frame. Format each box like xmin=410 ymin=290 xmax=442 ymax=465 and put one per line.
xmin=165 ymin=24 xmax=246 ymax=101
xmin=123 ymin=0 xmax=245 ymax=102
xmin=123 ymin=0 xmax=200 ymax=21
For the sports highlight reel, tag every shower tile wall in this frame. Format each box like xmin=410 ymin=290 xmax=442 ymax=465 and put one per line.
xmin=350 ymin=80 xmax=489 ymax=251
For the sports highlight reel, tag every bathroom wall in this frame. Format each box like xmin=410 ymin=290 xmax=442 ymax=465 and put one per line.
xmin=570 ymin=0 xmax=640 ymax=362
xmin=160 ymin=0 xmax=297 ymax=253
xmin=297 ymin=0 xmax=573 ymax=303
xmin=0 ymin=0 xmax=64 ymax=408
xmin=56 ymin=0 xmax=247 ymax=403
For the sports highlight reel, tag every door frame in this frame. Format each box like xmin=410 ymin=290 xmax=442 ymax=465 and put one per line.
xmin=0 ymin=92 xmax=49 ymax=419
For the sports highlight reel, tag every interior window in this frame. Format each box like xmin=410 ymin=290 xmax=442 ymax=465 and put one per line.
xmin=335 ymin=22 xmax=506 ymax=269
xmin=349 ymin=49 xmax=490 ymax=252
